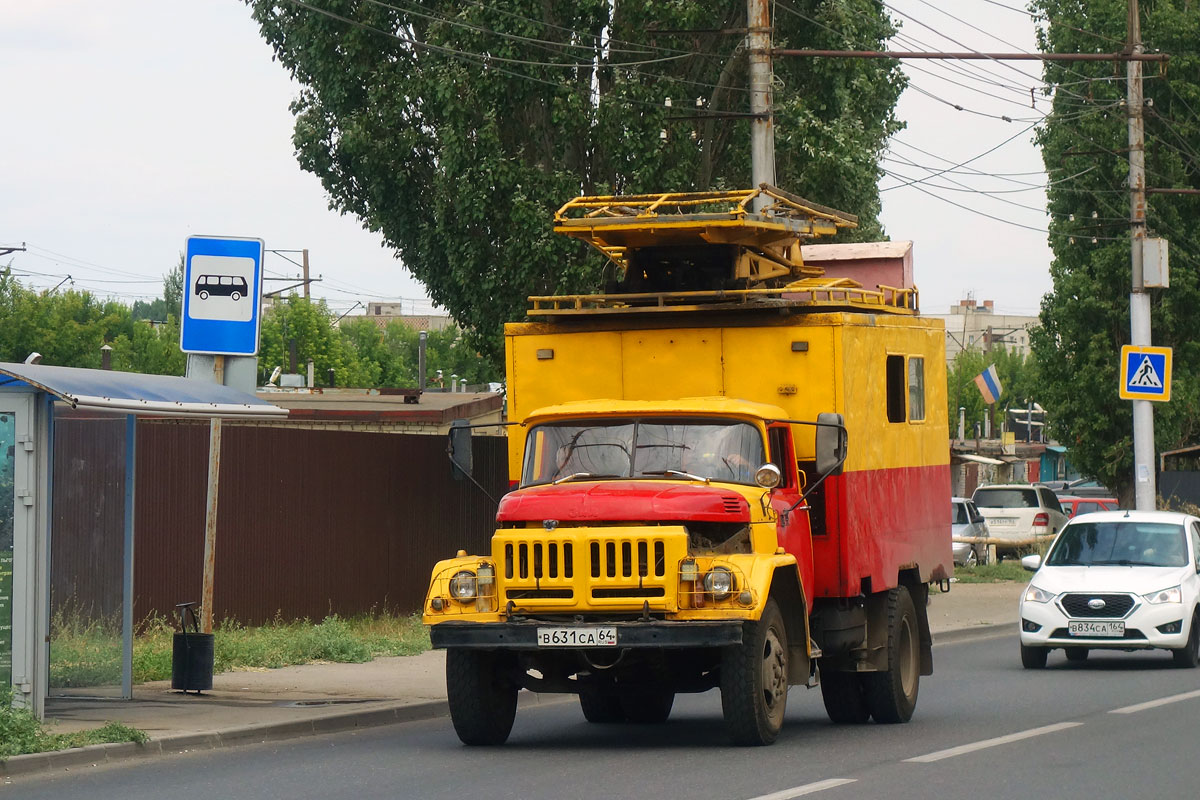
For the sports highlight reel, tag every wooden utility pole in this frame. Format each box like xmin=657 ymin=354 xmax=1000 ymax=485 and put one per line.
xmin=200 ymin=355 xmax=225 ymax=633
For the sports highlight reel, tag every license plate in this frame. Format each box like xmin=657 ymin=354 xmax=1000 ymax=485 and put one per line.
xmin=990 ymin=517 xmax=1018 ymax=526
xmin=1068 ymin=620 xmax=1125 ymax=638
xmin=536 ymin=627 xmax=617 ymax=647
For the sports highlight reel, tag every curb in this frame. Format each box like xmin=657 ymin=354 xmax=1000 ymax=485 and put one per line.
xmin=4 ymin=625 xmax=1013 ymax=780
xmin=1 ymin=700 xmax=451 ymax=780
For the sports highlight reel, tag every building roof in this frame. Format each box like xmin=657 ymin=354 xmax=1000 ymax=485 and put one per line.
xmin=800 ymin=241 xmax=913 ymax=262
xmin=0 ymin=362 xmax=287 ymax=418
xmin=255 ymin=387 xmax=503 ymax=424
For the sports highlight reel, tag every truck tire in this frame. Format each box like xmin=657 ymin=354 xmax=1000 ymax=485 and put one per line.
xmin=620 ymin=689 xmax=675 ymax=723
xmin=446 ymin=648 xmax=517 ymax=745
xmin=578 ymin=689 xmax=624 ymax=723
xmin=864 ymin=586 xmax=920 ymax=724
xmin=721 ymin=599 xmax=789 ymax=746
xmin=819 ymin=668 xmax=870 ymax=724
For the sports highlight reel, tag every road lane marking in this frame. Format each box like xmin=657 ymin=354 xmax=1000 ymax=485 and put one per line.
xmin=1109 ymin=688 xmax=1200 ymax=715
xmin=904 ymin=722 xmax=1083 ymax=763
xmin=745 ymin=778 xmax=857 ymax=799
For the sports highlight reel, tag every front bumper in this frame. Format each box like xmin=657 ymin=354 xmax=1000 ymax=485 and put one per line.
xmin=429 ymin=620 xmax=744 ymax=649
xmin=1019 ymin=597 xmax=1189 ymax=650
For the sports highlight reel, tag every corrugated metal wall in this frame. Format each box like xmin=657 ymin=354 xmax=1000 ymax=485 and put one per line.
xmin=50 ymin=415 xmax=128 ymax=621
xmin=51 ymin=421 xmax=508 ymax=624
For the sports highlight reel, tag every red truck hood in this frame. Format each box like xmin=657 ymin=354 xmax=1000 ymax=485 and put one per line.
xmin=497 ymin=481 xmax=750 ymax=524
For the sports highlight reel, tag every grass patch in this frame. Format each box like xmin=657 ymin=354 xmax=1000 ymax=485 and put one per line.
xmin=953 ymin=560 xmax=1033 ymax=583
xmin=50 ymin=607 xmax=430 ymax=688
xmin=0 ymin=689 xmax=147 ymax=758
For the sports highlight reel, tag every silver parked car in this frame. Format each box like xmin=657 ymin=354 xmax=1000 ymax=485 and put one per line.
xmin=952 ymin=497 xmax=991 ymax=566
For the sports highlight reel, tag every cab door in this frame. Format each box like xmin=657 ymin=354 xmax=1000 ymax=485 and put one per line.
xmin=767 ymin=423 xmax=813 ymax=608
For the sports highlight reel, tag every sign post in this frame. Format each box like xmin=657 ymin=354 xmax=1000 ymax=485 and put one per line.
xmin=181 ymin=236 xmax=264 ymax=634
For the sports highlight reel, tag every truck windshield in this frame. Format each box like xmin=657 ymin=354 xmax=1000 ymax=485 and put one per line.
xmin=1045 ymin=521 xmax=1188 ymax=567
xmin=522 ymin=419 xmax=765 ymax=486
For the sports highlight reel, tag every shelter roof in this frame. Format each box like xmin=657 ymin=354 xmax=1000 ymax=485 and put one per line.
xmin=255 ymin=387 xmax=502 ymax=424
xmin=0 ymin=362 xmax=287 ymax=418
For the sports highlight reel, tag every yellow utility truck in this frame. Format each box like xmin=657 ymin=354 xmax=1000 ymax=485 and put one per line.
xmin=425 ymin=187 xmax=951 ymax=745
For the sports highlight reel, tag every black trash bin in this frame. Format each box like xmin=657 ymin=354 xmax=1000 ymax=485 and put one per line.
xmin=172 ymin=602 xmax=214 ymax=693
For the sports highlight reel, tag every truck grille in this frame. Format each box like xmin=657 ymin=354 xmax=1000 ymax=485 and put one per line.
xmin=494 ymin=528 xmax=688 ymax=611
xmin=1060 ymin=593 xmax=1135 ymax=619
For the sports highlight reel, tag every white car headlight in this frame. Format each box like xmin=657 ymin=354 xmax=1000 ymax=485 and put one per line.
xmin=448 ymin=570 xmax=477 ymax=603
xmin=1143 ymin=585 xmax=1182 ymax=605
xmin=1024 ymin=585 xmax=1055 ymax=604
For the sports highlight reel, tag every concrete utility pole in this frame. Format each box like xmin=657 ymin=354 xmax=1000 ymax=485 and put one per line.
xmin=747 ymin=0 xmax=775 ymax=212
xmin=302 ymin=249 xmax=311 ymax=299
xmin=1127 ymin=0 xmax=1156 ymax=511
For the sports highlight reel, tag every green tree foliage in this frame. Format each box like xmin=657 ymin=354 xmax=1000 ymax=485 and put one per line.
xmin=0 ymin=267 xmax=185 ymax=375
xmin=259 ymin=298 xmax=497 ymax=387
xmin=246 ymin=0 xmax=907 ymax=366
xmin=1031 ymin=0 xmax=1200 ymax=501
xmin=131 ymin=257 xmax=184 ymax=323
xmin=947 ymin=347 xmax=1038 ymax=437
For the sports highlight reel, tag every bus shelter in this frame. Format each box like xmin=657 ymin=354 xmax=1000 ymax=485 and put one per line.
xmin=0 ymin=362 xmax=285 ymax=718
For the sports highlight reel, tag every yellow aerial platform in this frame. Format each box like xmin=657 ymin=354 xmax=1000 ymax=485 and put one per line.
xmin=544 ymin=185 xmax=917 ymax=316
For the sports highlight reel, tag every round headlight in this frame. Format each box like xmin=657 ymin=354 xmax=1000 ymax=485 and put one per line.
xmin=449 ymin=570 xmax=477 ymax=603
xmin=703 ymin=566 xmax=735 ymax=600
xmin=754 ymin=463 xmax=781 ymax=489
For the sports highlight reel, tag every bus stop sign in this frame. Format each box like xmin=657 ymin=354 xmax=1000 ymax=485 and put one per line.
xmin=180 ymin=236 xmax=265 ymax=356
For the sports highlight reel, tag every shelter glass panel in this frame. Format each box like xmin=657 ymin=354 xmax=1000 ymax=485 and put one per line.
xmin=48 ymin=407 xmax=129 ymax=698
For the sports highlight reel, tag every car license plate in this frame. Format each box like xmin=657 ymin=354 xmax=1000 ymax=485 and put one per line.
xmin=1068 ymin=620 xmax=1125 ymax=638
xmin=990 ymin=517 xmax=1018 ymax=526
xmin=537 ymin=627 xmax=617 ymax=647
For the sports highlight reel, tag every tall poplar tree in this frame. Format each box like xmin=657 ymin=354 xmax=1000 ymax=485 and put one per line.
xmin=1031 ymin=0 xmax=1200 ymax=503
xmin=246 ymin=1 xmax=907 ymax=365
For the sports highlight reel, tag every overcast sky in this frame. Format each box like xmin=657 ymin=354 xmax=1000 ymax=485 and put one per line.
xmin=2 ymin=1 xmax=1057 ymax=320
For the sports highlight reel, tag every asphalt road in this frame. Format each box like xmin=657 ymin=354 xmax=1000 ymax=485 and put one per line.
xmin=13 ymin=631 xmax=1200 ymax=800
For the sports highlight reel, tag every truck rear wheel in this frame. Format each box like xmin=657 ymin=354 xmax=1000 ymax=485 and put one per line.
xmin=621 ymin=689 xmax=675 ymax=723
xmin=446 ymin=648 xmax=517 ymax=745
xmin=864 ymin=586 xmax=919 ymax=724
xmin=819 ymin=668 xmax=870 ymax=724
xmin=578 ymin=689 xmax=624 ymax=723
xmin=721 ymin=599 xmax=788 ymax=746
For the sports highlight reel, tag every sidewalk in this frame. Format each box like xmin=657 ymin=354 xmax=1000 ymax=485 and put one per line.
xmin=6 ymin=581 xmax=1022 ymax=777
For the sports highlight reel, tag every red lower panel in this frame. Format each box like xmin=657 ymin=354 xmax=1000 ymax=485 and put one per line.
xmin=811 ymin=464 xmax=952 ymax=598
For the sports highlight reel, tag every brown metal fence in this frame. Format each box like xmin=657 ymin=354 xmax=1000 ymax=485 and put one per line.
xmin=51 ymin=420 xmax=509 ymax=625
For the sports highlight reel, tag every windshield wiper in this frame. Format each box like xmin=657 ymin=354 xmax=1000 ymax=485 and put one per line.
xmin=639 ymin=469 xmax=710 ymax=484
xmin=551 ymin=472 xmax=620 ymax=485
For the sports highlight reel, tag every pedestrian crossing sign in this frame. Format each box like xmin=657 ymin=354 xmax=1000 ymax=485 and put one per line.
xmin=1120 ymin=345 xmax=1172 ymax=402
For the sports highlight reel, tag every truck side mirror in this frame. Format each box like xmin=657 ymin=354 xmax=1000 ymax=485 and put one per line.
xmin=815 ymin=412 xmax=846 ymax=477
xmin=448 ymin=419 xmax=473 ymax=480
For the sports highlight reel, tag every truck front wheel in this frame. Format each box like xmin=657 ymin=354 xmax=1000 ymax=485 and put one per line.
xmin=446 ymin=648 xmax=518 ymax=745
xmin=864 ymin=586 xmax=920 ymax=724
xmin=721 ymin=599 xmax=789 ymax=745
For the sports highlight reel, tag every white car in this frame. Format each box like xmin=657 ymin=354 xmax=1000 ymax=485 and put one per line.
xmin=1018 ymin=510 xmax=1200 ymax=668
xmin=972 ymin=484 xmax=1069 ymax=556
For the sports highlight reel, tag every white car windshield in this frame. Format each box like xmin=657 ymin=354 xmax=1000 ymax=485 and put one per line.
xmin=522 ymin=419 xmax=765 ymax=486
xmin=1046 ymin=521 xmax=1188 ymax=568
